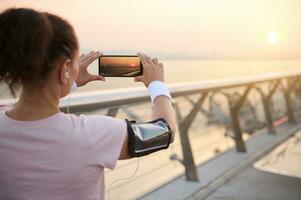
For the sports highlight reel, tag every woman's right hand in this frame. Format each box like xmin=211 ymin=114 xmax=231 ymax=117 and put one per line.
xmin=134 ymin=53 xmax=165 ymax=88
xmin=76 ymin=51 xmax=105 ymax=87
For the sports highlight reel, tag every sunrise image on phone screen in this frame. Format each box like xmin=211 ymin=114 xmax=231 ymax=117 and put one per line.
xmin=99 ymin=56 xmax=142 ymax=77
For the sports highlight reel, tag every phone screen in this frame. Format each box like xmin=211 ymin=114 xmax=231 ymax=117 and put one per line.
xmin=98 ymin=56 xmax=143 ymax=77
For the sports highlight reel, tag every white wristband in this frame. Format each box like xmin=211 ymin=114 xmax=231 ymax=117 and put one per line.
xmin=71 ymin=81 xmax=77 ymax=92
xmin=147 ymin=81 xmax=172 ymax=104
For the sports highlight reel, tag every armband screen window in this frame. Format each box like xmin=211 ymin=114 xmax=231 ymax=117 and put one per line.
xmin=125 ymin=118 xmax=172 ymax=157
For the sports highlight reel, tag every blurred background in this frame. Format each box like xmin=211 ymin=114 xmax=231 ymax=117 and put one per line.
xmin=1 ymin=1 xmax=301 ymax=200
xmin=1 ymin=0 xmax=301 ymax=98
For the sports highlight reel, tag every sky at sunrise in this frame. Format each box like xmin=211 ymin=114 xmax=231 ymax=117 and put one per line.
xmin=1 ymin=0 xmax=301 ymax=59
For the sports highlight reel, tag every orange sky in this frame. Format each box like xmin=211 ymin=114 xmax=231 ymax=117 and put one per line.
xmin=100 ymin=57 xmax=140 ymax=68
xmin=1 ymin=0 xmax=301 ymax=59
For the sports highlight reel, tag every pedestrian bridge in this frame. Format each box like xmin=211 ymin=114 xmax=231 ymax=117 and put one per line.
xmin=2 ymin=70 xmax=301 ymax=200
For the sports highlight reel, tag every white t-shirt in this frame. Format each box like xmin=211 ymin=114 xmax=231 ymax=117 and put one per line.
xmin=0 ymin=106 xmax=127 ymax=200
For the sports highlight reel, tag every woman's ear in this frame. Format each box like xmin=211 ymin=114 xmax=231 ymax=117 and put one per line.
xmin=59 ymin=59 xmax=71 ymax=84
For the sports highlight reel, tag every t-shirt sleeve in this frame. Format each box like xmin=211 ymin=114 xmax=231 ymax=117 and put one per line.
xmin=84 ymin=115 xmax=127 ymax=169
xmin=0 ymin=104 xmax=12 ymax=111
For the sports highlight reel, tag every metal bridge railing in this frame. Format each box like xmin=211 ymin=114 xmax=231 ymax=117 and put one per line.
xmin=2 ymin=69 xmax=301 ymax=183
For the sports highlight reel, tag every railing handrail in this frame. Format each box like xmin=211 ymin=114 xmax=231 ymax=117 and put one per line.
xmin=1 ymin=69 xmax=301 ymax=109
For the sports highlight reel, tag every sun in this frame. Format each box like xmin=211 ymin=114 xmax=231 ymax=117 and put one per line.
xmin=267 ymin=32 xmax=278 ymax=44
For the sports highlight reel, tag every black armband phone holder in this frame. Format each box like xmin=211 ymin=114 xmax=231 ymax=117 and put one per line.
xmin=125 ymin=118 xmax=172 ymax=157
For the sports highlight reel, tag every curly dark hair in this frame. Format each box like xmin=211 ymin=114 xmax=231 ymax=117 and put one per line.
xmin=0 ymin=8 xmax=79 ymax=97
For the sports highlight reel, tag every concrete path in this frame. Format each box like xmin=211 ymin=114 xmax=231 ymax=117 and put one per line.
xmin=140 ymin=119 xmax=301 ymax=200
xmin=206 ymin=167 xmax=301 ymax=200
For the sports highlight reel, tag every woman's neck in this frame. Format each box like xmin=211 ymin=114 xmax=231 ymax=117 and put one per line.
xmin=6 ymin=86 xmax=61 ymax=121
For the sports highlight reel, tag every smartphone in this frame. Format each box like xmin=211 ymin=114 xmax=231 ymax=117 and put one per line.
xmin=98 ymin=55 xmax=143 ymax=77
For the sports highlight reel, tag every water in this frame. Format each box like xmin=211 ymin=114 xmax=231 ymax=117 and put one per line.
xmin=1 ymin=59 xmax=301 ymax=99
xmin=76 ymin=59 xmax=301 ymax=93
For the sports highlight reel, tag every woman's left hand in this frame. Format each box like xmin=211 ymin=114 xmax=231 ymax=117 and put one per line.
xmin=76 ymin=51 xmax=105 ymax=87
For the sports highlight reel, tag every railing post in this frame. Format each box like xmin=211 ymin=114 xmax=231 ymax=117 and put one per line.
xmin=229 ymin=107 xmax=246 ymax=152
xmin=121 ymin=107 xmax=141 ymax=120
xmin=256 ymin=81 xmax=280 ymax=134
xmin=284 ymin=90 xmax=296 ymax=124
xmin=173 ymin=101 xmax=184 ymax=124
xmin=106 ymin=107 xmax=119 ymax=117
xmin=262 ymin=97 xmax=276 ymax=134
xmin=179 ymin=92 xmax=208 ymax=182
xmin=281 ymin=78 xmax=299 ymax=124
xmin=226 ymin=85 xmax=253 ymax=152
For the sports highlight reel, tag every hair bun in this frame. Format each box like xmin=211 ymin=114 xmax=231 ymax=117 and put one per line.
xmin=0 ymin=8 xmax=78 ymax=97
